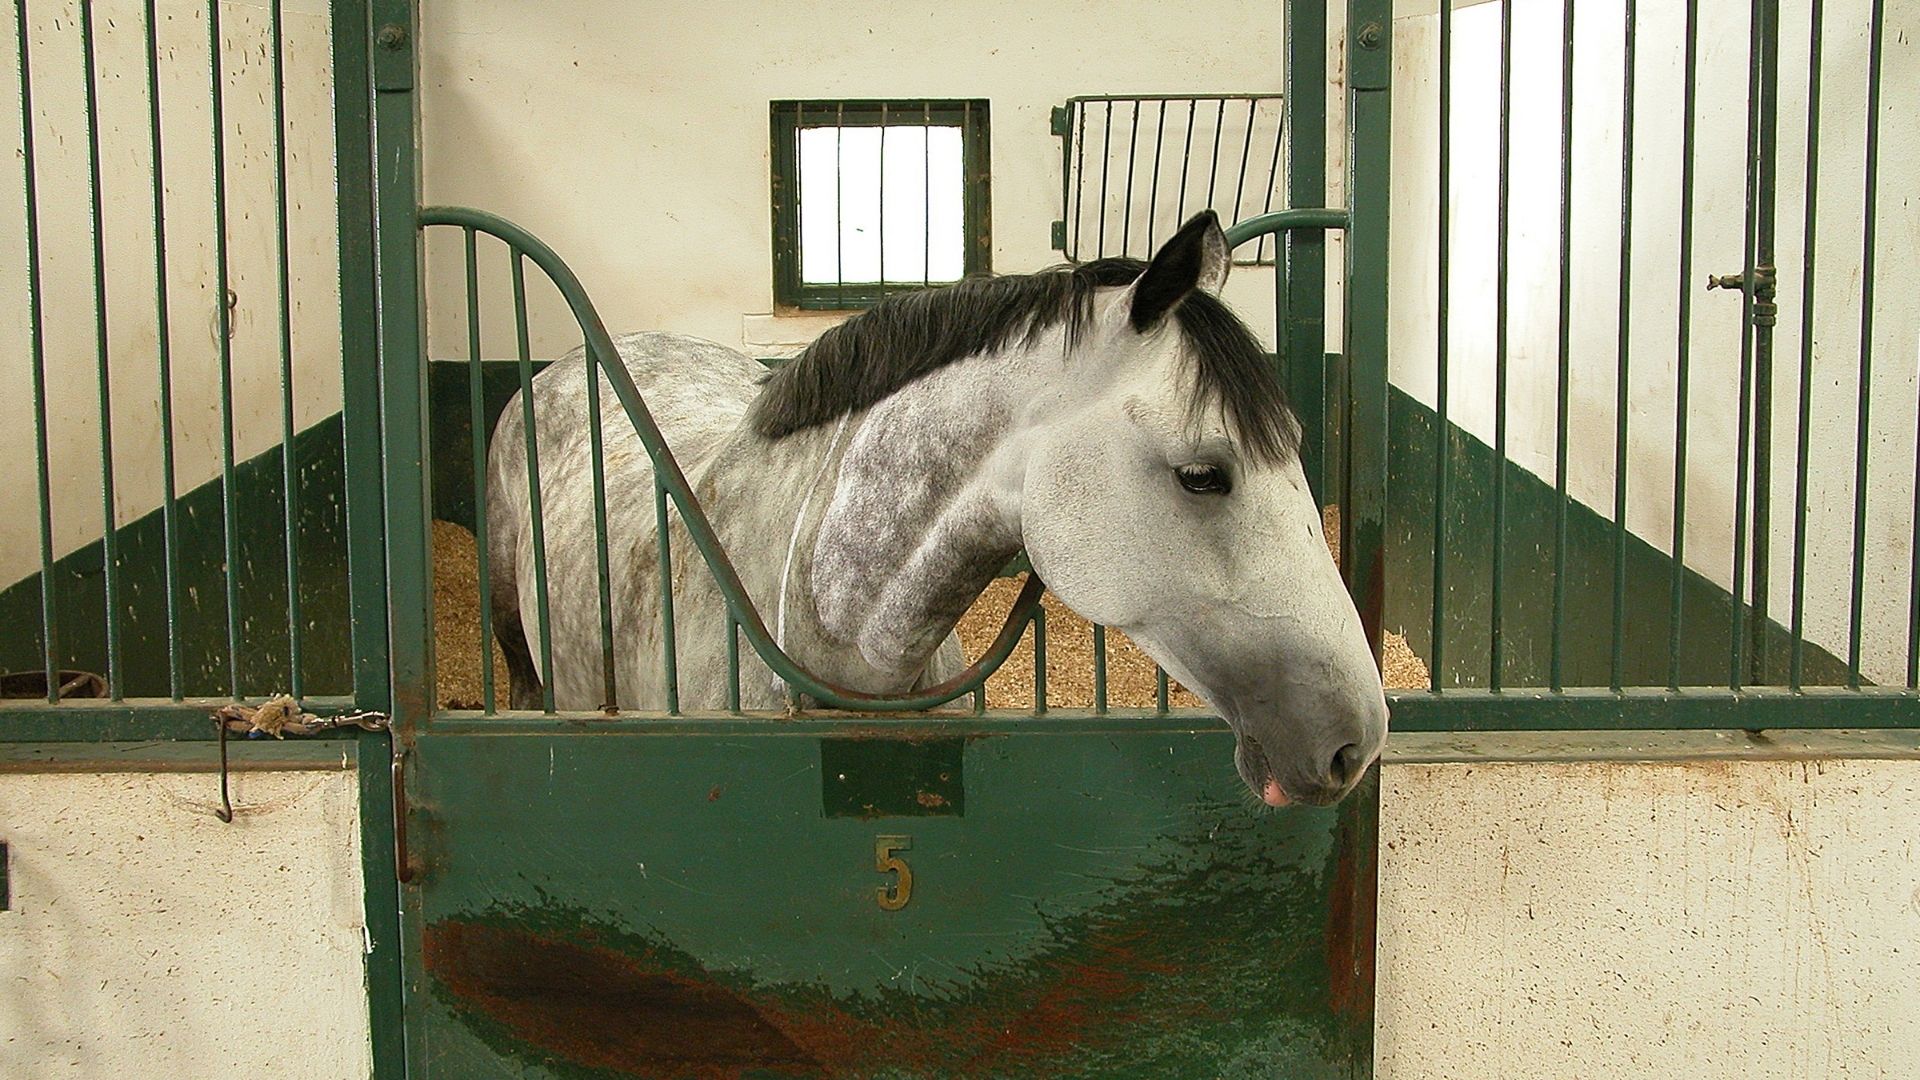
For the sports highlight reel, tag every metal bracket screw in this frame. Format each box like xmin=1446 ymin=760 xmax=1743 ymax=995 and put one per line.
xmin=376 ymin=22 xmax=408 ymax=49
xmin=1357 ymin=21 xmax=1384 ymax=49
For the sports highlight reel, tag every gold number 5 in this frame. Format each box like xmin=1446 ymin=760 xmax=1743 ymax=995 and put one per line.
xmin=875 ymin=835 xmax=912 ymax=911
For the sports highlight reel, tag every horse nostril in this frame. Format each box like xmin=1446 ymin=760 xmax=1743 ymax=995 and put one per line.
xmin=1328 ymin=742 xmax=1365 ymax=788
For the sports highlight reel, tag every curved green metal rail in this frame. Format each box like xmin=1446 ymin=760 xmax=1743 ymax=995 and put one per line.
xmin=420 ymin=206 xmax=1041 ymax=712
xmin=419 ymin=205 xmax=1346 ymax=713
xmin=1222 ymin=207 xmax=1349 ymax=246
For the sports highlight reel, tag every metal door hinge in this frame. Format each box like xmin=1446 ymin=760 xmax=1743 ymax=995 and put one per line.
xmin=1050 ymin=220 xmax=1067 ymax=250
xmin=1050 ymin=105 xmax=1071 ymax=138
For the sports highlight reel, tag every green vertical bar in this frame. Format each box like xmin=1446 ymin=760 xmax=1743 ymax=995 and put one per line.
xmin=1431 ymin=0 xmax=1451 ymax=692
xmin=1730 ymin=0 xmax=1773 ymax=690
xmin=208 ymin=0 xmax=242 ymax=698
xmin=834 ymin=102 xmax=844 ymax=305
xmin=1091 ymin=623 xmax=1107 ymax=714
xmin=1070 ymin=102 xmax=1086 ymax=257
xmin=16 ymin=0 xmax=57 ymax=702
xmin=1207 ymin=99 xmax=1225 ymax=209
xmin=1339 ymin=0 xmax=1389 ymax=1065
xmin=1610 ymin=0 xmax=1637 ymax=692
xmin=1283 ymin=0 xmax=1327 ymax=502
xmin=1146 ymin=101 xmax=1166 ymax=252
xmin=1909 ymin=377 xmax=1919 ymax=689
xmin=1551 ymin=0 xmax=1575 ymax=692
xmin=1175 ymin=100 xmax=1195 ymax=221
xmin=1255 ymin=101 xmax=1283 ymax=263
xmin=80 ymin=0 xmax=122 ymax=699
xmin=1749 ymin=0 xmax=1781 ymax=685
xmin=725 ymin=615 xmax=741 ymax=713
xmin=350 ymin=0 xmax=408 ymax=1069
xmin=1121 ymin=100 xmax=1139 ymax=254
xmin=655 ymin=478 xmax=679 ymax=714
xmin=1848 ymin=0 xmax=1885 ymax=689
xmin=1155 ymin=665 xmax=1169 ymax=714
xmin=1490 ymin=0 xmax=1512 ymax=691
xmin=371 ymin=0 xmax=432 ymax=727
xmin=1667 ymin=0 xmax=1701 ymax=691
xmin=878 ymin=102 xmax=887 ymax=292
xmin=355 ymin=729 xmax=406 ymax=1080
xmin=511 ymin=255 xmax=555 ymax=712
xmin=145 ymin=0 xmax=184 ymax=701
xmin=1788 ymin=0 xmax=1824 ymax=690
xmin=1031 ymin=606 xmax=1048 ymax=715
xmin=921 ymin=101 xmax=929 ymax=287
xmin=1098 ymin=102 xmax=1112 ymax=255
xmin=270 ymin=0 xmax=303 ymax=697
xmin=1347 ymin=0 xmax=1393 ymax=660
xmin=335 ymin=0 xmax=391 ymax=715
xmin=464 ymin=228 xmax=494 ymax=713
xmin=584 ymin=341 xmax=619 ymax=708
xmin=1230 ymin=98 xmax=1257 ymax=225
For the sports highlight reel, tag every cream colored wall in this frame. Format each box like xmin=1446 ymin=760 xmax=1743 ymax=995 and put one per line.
xmin=415 ymin=0 xmax=1300 ymax=364
xmin=1375 ymin=736 xmax=1920 ymax=1079
xmin=0 ymin=0 xmax=342 ymax=589
xmin=0 ymin=762 xmax=371 ymax=1078
xmin=1387 ymin=0 xmax=1920 ymax=683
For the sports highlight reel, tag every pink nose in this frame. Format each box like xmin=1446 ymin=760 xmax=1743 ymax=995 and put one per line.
xmin=1261 ymin=778 xmax=1290 ymax=807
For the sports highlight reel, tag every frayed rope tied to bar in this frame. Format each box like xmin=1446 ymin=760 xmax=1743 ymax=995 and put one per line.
xmin=209 ymin=696 xmax=389 ymax=822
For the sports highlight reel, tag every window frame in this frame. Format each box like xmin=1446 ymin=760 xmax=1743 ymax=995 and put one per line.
xmin=769 ymin=99 xmax=992 ymax=311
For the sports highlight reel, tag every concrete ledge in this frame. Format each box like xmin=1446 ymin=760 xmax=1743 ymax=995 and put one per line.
xmin=1384 ymin=726 xmax=1920 ymax=765
xmin=0 ymin=739 xmax=354 ymax=774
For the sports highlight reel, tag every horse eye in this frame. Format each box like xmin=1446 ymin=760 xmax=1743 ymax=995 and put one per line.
xmin=1176 ymin=464 xmax=1232 ymax=495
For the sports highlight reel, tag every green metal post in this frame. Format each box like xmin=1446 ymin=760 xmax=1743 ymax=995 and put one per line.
xmin=1342 ymin=0 xmax=1390 ymax=1069
xmin=1346 ymin=0 xmax=1391 ymax=664
xmin=1283 ymin=0 xmax=1328 ymax=502
xmin=337 ymin=0 xmax=391 ymax=714
xmin=371 ymin=0 xmax=431 ymax=725
xmin=1551 ymin=0 xmax=1575 ymax=691
xmin=365 ymin=0 xmax=423 ymax=1074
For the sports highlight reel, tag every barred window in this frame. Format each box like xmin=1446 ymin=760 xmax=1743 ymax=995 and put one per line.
xmin=770 ymin=99 xmax=991 ymax=309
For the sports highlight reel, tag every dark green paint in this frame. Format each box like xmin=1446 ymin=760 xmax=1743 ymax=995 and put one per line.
xmin=1383 ymin=388 xmax=1851 ymax=690
xmin=820 ymin=736 xmax=966 ymax=818
xmin=0 ymin=419 xmax=355 ymax=700
xmin=408 ymin=727 xmax=1373 ymax=1079
xmin=1285 ymin=0 xmax=1330 ymax=503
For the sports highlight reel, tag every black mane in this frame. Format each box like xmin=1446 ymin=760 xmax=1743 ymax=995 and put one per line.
xmin=749 ymin=259 xmax=1299 ymax=464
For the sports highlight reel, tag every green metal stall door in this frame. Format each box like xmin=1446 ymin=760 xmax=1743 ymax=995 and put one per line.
xmin=407 ymin=726 xmax=1374 ymax=1078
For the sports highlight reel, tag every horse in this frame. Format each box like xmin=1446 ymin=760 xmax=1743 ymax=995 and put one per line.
xmin=486 ymin=211 xmax=1387 ymax=806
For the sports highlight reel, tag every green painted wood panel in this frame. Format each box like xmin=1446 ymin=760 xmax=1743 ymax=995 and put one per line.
xmin=0 ymin=417 xmax=354 ymax=699
xmin=406 ymin=725 xmax=1375 ymax=1079
xmin=1383 ymin=388 xmax=1849 ymax=689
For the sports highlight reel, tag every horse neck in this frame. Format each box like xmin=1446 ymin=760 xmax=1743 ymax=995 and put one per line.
xmin=792 ymin=340 xmax=1051 ymax=682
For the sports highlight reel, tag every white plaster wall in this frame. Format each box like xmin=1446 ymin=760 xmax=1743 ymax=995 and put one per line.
xmin=0 ymin=0 xmax=342 ymax=587
xmin=1388 ymin=0 xmax=1920 ymax=682
xmin=1376 ymin=752 xmax=1920 ymax=1079
xmin=0 ymin=765 xmax=371 ymax=1078
xmin=415 ymin=0 xmax=1307 ymax=364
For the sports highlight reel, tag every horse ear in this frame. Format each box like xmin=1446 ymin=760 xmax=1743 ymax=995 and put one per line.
xmin=1129 ymin=210 xmax=1230 ymax=331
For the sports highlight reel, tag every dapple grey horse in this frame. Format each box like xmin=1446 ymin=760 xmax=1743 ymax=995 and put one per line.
xmin=487 ymin=211 xmax=1387 ymax=806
